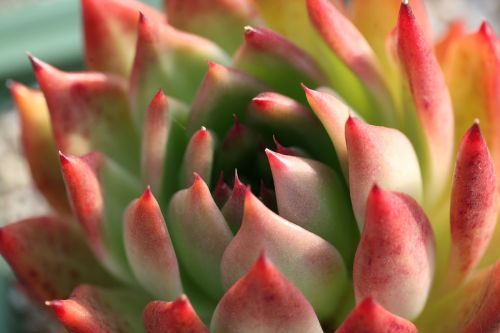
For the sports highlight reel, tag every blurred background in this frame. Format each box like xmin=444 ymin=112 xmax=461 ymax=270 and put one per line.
xmin=0 ymin=0 xmax=498 ymax=331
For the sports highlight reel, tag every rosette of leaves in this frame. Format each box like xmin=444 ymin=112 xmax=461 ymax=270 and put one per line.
xmin=2 ymin=0 xmax=500 ymax=332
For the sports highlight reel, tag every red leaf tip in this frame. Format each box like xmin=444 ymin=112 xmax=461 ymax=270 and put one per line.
xmin=345 ymin=115 xmax=359 ymax=129
xmin=139 ymin=11 xmax=148 ymax=25
xmin=254 ymin=250 xmax=270 ymax=271
xmin=46 ymin=300 xmax=66 ymax=317
xmin=59 ymin=151 xmax=71 ymax=166
xmin=141 ymin=186 xmax=153 ymax=201
xmin=370 ymin=183 xmax=382 ymax=196
xmin=28 ymin=53 xmax=44 ymax=73
xmin=479 ymin=21 xmax=495 ymax=38
xmin=152 ymin=88 xmax=166 ymax=101
xmin=466 ymin=121 xmax=484 ymax=143
xmin=244 ymin=25 xmax=257 ymax=38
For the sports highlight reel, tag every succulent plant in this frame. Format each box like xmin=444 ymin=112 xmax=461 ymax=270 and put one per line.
xmin=2 ymin=0 xmax=500 ymax=331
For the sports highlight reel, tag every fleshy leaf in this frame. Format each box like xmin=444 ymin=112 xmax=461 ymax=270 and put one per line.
xmin=129 ymin=13 xmax=231 ymax=126
xmin=0 ymin=216 xmax=114 ymax=302
xmin=141 ymin=90 xmax=168 ymax=193
xmin=434 ymin=20 xmax=466 ymax=65
xmin=10 ymin=82 xmax=70 ymax=213
xmin=221 ymin=171 xmax=247 ymax=233
xmin=221 ymin=190 xmax=348 ymax=321
xmin=158 ymin=98 xmax=190 ymax=206
xmin=265 ymin=150 xmax=359 ymax=268
xmin=350 ymin=0 xmax=432 ymax=70
xmin=417 ymin=260 xmax=500 ymax=333
xmin=439 ymin=23 xmax=500 ymax=191
xmin=213 ymin=172 xmax=232 ymax=208
xmin=187 ymin=62 xmax=267 ymax=137
xmin=345 ymin=117 xmax=423 ymax=229
xmin=31 ymin=56 xmax=140 ymax=173
xmin=168 ymin=175 xmax=233 ymax=299
xmin=165 ymin=0 xmax=258 ymax=54
xmin=446 ymin=123 xmax=498 ymax=287
xmin=47 ymin=285 xmax=149 ymax=333
xmin=397 ymin=2 xmax=454 ymax=206
xmin=248 ymin=92 xmax=337 ymax=167
xmin=336 ymin=297 xmax=418 ymax=333
xmin=60 ymin=152 xmax=142 ymax=282
xmin=212 ymin=254 xmax=323 ymax=333
xmin=82 ymin=0 xmax=164 ymax=77
xmin=143 ymin=295 xmax=210 ymax=333
xmin=306 ymin=0 xmax=390 ymax=111
xmin=124 ymin=188 xmax=183 ymax=300
xmin=252 ymin=0 xmax=377 ymax=118
xmin=303 ymin=85 xmax=350 ymax=177
xmin=354 ymin=186 xmax=435 ymax=320
xmin=180 ymin=127 xmax=215 ymax=188
xmin=234 ymin=26 xmax=327 ymax=103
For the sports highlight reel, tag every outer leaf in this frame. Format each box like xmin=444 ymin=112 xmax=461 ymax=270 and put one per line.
xmin=168 ymin=175 xmax=233 ymax=299
xmin=47 ymin=285 xmax=149 ymax=333
xmin=397 ymin=2 xmax=454 ymax=206
xmin=266 ymin=150 xmax=359 ymax=268
xmin=354 ymin=186 xmax=435 ymax=320
xmin=141 ymin=90 xmax=168 ymax=193
xmin=345 ymin=117 xmax=423 ymax=229
xmin=350 ymin=0 xmax=432 ymax=69
xmin=439 ymin=23 xmax=500 ymax=196
xmin=143 ymin=296 xmax=210 ymax=333
xmin=212 ymin=254 xmax=323 ymax=333
xmin=124 ymin=188 xmax=183 ymax=300
xmin=417 ymin=260 xmax=500 ymax=333
xmin=165 ymin=0 xmax=258 ymax=54
xmin=234 ymin=26 xmax=327 ymax=103
xmin=187 ymin=62 xmax=267 ymax=137
xmin=60 ymin=152 xmax=142 ymax=282
xmin=180 ymin=127 xmax=215 ymax=188
xmin=221 ymin=190 xmax=348 ymax=321
xmin=252 ymin=0 xmax=377 ymax=119
xmin=446 ymin=123 xmax=498 ymax=287
xmin=129 ymin=13 xmax=231 ymax=126
xmin=82 ymin=0 xmax=164 ymax=77
xmin=10 ymin=82 xmax=70 ymax=213
xmin=31 ymin=56 xmax=140 ymax=173
xmin=307 ymin=0 xmax=389 ymax=108
xmin=303 ymin=85 xmax=350 ymax=177
xmin=336 ymin=298 xmax=418 ymax=333
xmin=0 ymin=216 xmax=114 ymax=301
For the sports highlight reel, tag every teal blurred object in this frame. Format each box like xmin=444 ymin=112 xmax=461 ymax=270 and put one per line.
xmin=0 ymin=0 xmax=162 ymax=108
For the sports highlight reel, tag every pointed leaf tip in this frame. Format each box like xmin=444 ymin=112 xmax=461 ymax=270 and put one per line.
xmin=45 ymin=300 xmax=66 ymax=317
xmin=212 ymin=254 xmax=323 ymax=333
xmin=28 ymin=53 xmax=43 ymax=72
xmin=337 ymin=297 xmax=418 ymax=333
xmin=143 ymin=296 xmax=209 ymax=333
xmin=221 ymin=170 xmax=248 ymax=232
